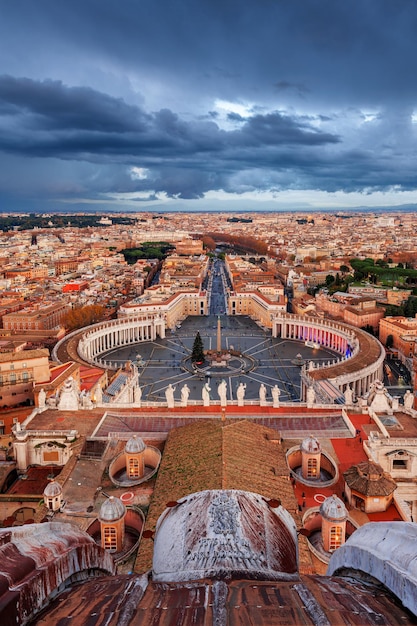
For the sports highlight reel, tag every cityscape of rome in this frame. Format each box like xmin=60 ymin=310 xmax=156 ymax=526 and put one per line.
xmin=3 ymin=1 xmax=417 ymax=623
xmin=0 ymin=209 xmax=417 ymax=624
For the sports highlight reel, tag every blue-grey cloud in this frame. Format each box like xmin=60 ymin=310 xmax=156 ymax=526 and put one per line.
xmin=0 ymin=1 xmax=417 ymax=209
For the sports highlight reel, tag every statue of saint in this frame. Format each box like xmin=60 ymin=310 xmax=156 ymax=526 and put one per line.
xmin=134 ymin=383 xmax=142 ymax=406
xmin=202 ymin=381 xmax=211 ymax=406
xmin=344 ymin=385 xmax=353 ymax=405
xmin=404 ymin=389 xmax=414 ymax=410
xmin=38 ymin=388 xmax=46 ymax=410
xmin=165 ymin=383 xmax=176 ymax=408
xmin=306 ymin=385 xmax=316 ymax=408
xmin=181 ymin=383 xmax=190 ymax=406
xmin=259 ymin=383 xmax=267 ymax=405
xmin=237 ymin=382 xmax=246 ymax=406
xmin=217 ymin=379 xmax=227 ymax=406
xmin=272 ymin=384 xmax=281 ymax=407
xmin=95 ymin=384 xmax=102 ymax=405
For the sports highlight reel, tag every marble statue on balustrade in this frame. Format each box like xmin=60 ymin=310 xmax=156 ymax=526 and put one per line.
xmin=236 ymin=382 xmax=246 ymax=406
xmin=344 ymin=385 xmax=354 ymax=406
xmin=202 ymin=381 xmax=211 ymax=407
xmin=271 ymin=384 xmax=281 ymax=408
xmin=306 ymin=385 xmax=316 ymax=408
xmin=134 ymin=383 xmax=142 ymax=407
xmin=94 ymin=383 xmax=102 ymax=405
xmin=403 ymin=389 xmax=414 ymax=411
xmin=80 ymin=390 xmax=93 ymax=409
xmin=259 ymin=383 xmax=267 ymax=406
xmin=181 ymin=383 xmax=190 ymax=407
xmin=217 ymin=379 xmax=227 ymax=407
xmin=165 ymin=383 xmax=176 ymax=408
xmin=58 ymin=376 xmax=80 ymax=411
xmin=38 ymin=388 xmax=46 ymax=411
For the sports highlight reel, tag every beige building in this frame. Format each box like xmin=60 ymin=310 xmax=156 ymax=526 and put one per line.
xmin=0 ymin=348 xmax=50 ymax=407
xmin=343 ymin=460 xmax=397 ymax=514
xmin=119 ymin=288 xmax=208 ymax=329
xmin=379 ymin=316 xmax=417 ymax=347
xmin=225 ymin=255 xmax=286 ymax=327
xmin=365 ymin=431 xmax=417 ymax=522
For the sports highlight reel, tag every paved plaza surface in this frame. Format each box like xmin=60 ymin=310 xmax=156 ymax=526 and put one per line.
xmin=101 ymin=314 xmax=340 ymax=404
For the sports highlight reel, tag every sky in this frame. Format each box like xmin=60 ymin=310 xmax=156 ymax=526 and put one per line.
xmin=1 ymin=0 xmax=417 ymax=213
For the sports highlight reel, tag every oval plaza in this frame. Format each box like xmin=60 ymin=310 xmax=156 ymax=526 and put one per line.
xmin=70 ymin=307 xmax=384 ymax=406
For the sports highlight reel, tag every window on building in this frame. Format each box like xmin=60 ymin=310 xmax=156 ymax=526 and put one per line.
xmin=329 ymin=525 xmax=343 ymax=551
xmin=9 ymin=373 xmax=16 ymax=384
xmin=307 ymin=457 xmax=318 ymax=478
xmin=128 ymin=458 xmax=140 ymax=478
xmin=22 ymin=371 xmax=29 ymax=382
xmin=392 ymin=458 xmax=408 ymax=470
xmin=103 ymin=526 xmax=117 ymax=552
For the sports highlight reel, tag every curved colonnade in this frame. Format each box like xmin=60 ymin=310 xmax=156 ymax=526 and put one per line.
xmin=77 ymin=313 xmax=166 ymax=365
xmin=271 ymin=313 xmax=384 ymax=400
xmin=54 ymin=312 xmax=384 ymax=404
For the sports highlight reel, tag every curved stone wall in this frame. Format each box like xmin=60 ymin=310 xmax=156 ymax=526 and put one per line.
xmin=286 ymin=446 xmax=339 ymax=488
xmin=109 ymin=447 xmax=161 ymax=488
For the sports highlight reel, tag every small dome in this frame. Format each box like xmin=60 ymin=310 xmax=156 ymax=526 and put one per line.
xmin=125 ymin=435 xmax=146 ymax=454
xmin=43 ymin=481 xmax=62 ymax=498
xmin=99 ymin=496 xmax=126 ymax=522
xmin=320 ymin=494 xmax=347 ymax=521
xmin=301 ymin=435 xmax=321 ymax=453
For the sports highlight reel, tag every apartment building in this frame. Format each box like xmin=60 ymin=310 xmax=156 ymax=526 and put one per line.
xmin=225 ymin=255 xmax=286 ymax=327
xmin=342 ymin=299 xmax=384 ymax=332
xmin=379 ymin=316 xmax=417 ymax=363
xmin=2 ymin=302 xmax=70 ymax=331
xmin=0 ymin=348 xmax=50 ymax=407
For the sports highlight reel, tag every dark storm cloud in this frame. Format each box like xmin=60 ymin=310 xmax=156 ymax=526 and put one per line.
xmin=0 ymin=76 xmax=337 ymax=173
xmin=0 ymin=76 xmax=148 ymax=133
xmin=1 ymin=0 xmax=417 ymax=207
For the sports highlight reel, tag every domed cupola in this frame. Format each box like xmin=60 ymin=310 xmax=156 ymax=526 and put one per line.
xmin=301 ymin=435 xmax=321 ymax=454
xmin=301 ymin=435 xmax=322 ymax=480
xmin=320 ymin=494 xmax=347 ymax=522
xmin=99 ymin=496 xmax=126 ymax=553
xmin=99 ymin=496 xmax=126 ymax=523
xmin=125 ymin=435 xmax=146 ymax=479
xmin=125 ymin=434 xmax=146 ymax=454
xmin=43 ymin=480 xmax=63 ymax=512
xmin=320 ymin=494 xmax=347 ymax=552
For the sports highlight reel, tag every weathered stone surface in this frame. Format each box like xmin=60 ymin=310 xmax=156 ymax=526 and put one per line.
xmin=327 ymin=521 xmax=417 ymax=617
xmin=0 ymin=522 xmax=116 ymax=625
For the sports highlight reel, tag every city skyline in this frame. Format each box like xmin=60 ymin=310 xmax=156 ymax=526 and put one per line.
xmin=1 ymin=1 xmax=417 ymax=212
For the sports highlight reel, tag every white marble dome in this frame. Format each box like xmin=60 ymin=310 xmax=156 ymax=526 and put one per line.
xmin=43 ymin=481 xmax=62 ymax=498
xmin=320 ymin=494 xmax=347 ymax=521
xmin=125 ymin=435 xmax=146 ymax=454
xmin=300 ymin=434 xmax=321 ymax=453
xmin=99 ymin=496 xmax=126 ymax=522
xmin=152 ymin=489 xmax=298 ymax=583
